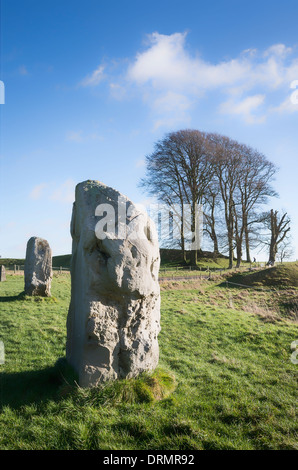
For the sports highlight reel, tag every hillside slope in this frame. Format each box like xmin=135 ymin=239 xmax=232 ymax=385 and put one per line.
xmin=226 ymin=262 xmax=298 ymax=288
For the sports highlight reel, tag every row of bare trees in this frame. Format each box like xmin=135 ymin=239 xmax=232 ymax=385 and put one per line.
xmin=140 ymin=129 xmax=291 ymax=267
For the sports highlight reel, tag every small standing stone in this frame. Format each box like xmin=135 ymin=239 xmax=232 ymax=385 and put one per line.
xmin=24 ymin=237 xmax=52 ymax=296
xmin=0 ymin=265 xmax=6 ymax=282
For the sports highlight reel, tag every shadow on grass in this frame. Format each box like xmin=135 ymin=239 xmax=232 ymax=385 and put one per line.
xmin=217 ymin=271 xmax=266 ymax=289
xmin=0 ymin=292 xmax=58 ymax=304
xmin=217 ymin=278 xmax=246 ymax=289
xmin=0 ymin=358 xmax=77 ymax=410
xmin=0 ymin=292 xmax=26 ymax=303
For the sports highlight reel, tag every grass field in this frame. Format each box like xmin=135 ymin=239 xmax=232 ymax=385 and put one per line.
xmin=0 ymin=270 xmax=297 ymax=450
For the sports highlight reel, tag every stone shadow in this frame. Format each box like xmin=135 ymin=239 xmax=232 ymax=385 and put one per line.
xmin=0 ymin=292 xmax=26 ymax=302
xmin=0 ymin=358 xmax=77 ymax=410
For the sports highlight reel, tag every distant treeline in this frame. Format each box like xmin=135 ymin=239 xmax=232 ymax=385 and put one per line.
xmin=0 ymin=249 xmax=228 ymax=270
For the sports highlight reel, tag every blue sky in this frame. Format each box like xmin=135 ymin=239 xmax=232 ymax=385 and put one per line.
xmin=0 ymin=0 xmax=298 ymax=260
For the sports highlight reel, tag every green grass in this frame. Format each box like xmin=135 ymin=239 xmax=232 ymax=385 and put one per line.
xmin=226 ymin=262 xmax=298 ymax=288
xmin=0 ymin=273 xmax=297 ymax=450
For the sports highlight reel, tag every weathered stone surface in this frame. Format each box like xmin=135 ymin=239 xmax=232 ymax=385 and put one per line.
xmin=0 ymin=265 xmax=6 ymax=282
xmin=24 ymin=237 xmax=52 ymax=296
xmin=66 ymin=180 xmax=161 ymax=387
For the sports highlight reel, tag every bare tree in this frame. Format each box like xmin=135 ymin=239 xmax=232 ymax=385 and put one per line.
xmin=203 ymin=180 xmax=221 ymax=256
xmin=210 ymin=135 xmax=277 ymax=268
xmin=260 ymin=209 xmax=291 ymax=265
xmin=210 ymin=133 xmax=242 ymax=268
xmin=139 ymin=135 xmax=187 ymax=261
xmin=170 ymin=130 xmax=215 ymax=265
xmin=140 ymin=129 xmax=214 ymax=265
xmin=140 ymin=128 xmax=279 ymax=269
xmin=236 ymin=145 xmax=277 ymax=263
xmin=277 ymin=238 xmax=294 ymax=263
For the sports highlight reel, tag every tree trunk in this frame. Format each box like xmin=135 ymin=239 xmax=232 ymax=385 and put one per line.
xmin=212 ymin=231 xmax=219 ymax=257
xmin=209 ymin=195 xmax=219 ymax=256
xmin=190 ymin=202 xmax=198 ymax=266
xmin=228 ymin=201 xmax=234 ymax=269
xmin=269 ymin=243 xmax=277 ymax=266
xmin=179 ymin=203 xmax=186 ymax=262
xmin=190 ymin=248 xmax=197 ymax=266
xmin=236 ymin=243 xmax=242 ymax=268
xmin=245 ymin=230 xmax=251 ymax=263
xmin=234 ymin=206 xmax=243 ymax=268
xmin=181 ymin=226 xmax=186 ymax=263
xmin=269 ymin=209 xmax=277 ymax=266
xmin=243 ymin=214 xmax=251 ymax=263
xmin=228 ymin=230 xmax=234 ymax=269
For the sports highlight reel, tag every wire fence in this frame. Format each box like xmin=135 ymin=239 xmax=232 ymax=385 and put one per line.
xmin=224 ymin=280 xmax=276 ymax=292
xmin=4 ymin=265 xmax=70 ymax=274
xmin=2 ymin=262 xmax=268 ymax=281
xmin=159 ymin=262 xmax=266 ymax=273
xmin=158 ymin=263 xmax=266 ymax=280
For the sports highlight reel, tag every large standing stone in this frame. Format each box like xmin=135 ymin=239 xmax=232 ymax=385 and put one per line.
xmin=66 ymin=180 xmax=161 ymax=387
xmin=24 ymin=237 xmax=52 ymax=296
xmin=0 ymin=265 xmax=6 ymax=282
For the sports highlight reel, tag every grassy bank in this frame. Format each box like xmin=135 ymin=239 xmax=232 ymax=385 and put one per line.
xmin=226 ymin=262 xmax=298 ymax=288
xmin=0 ymin=273 xmax=297 ymax=450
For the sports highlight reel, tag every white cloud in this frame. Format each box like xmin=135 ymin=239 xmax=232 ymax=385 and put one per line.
xmin=65 ymin=130 xmax=103 ymax=143
xmin=66 ymin=131 xmax=83 ymax=142
xmin=109 ymin=82 xmax=127 ymax=100
xmin=125 ymin=32 xmax=298 ymax=126
xmin=88 ymin=132 xmax=104 ymax=141
xmin=152 ymin=91 xmax=192 ymax=114
xmin=77 ymin=33 xmax=298 ymax=127
xmin=264 ymin=44 xmax=293 ymax=58
xmin=50 ymin=179 xmax=75 ymax=203
xmin=29 ymin=180 xmax=75 ymax=204
xmin=219 ymin=94 xmax=266 ymax=124
xmin=19 ymin=65 xmax=29 ymax=76
xmin=128 ymin=32 xmax=253 ymax=92
xmin=29 ymin=183 xmax=48 ymax=200
xmin=128 ymin=32 xmax=189 ymax=88
xmin=128 ymin=33 xmax=298 ymax=93
xmin=285 ymin=60 xmax=298 ymax=83
xmin=271 ymin=96 xmax=298 ymax=114
xmin=151 ymin=91 xmax=193 ymax=129
xmin=135 ymin=158 xmax=146 ymax=168
xmin=80 ymin=64 xmax=105 ymax=87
